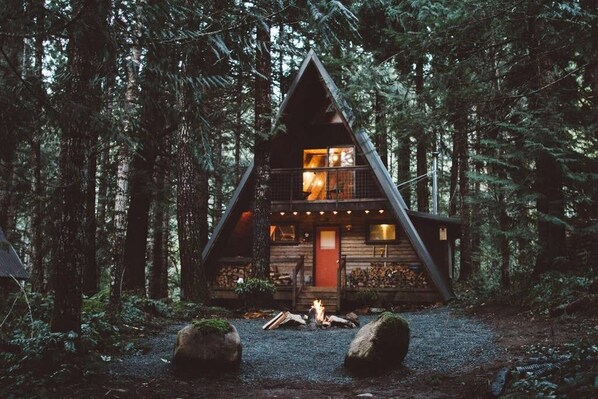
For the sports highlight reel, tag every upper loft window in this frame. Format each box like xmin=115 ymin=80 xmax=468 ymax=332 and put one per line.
xmin=302 ymin=147 xmax=354 ymax=201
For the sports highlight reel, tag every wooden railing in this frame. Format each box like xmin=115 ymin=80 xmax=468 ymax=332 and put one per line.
xmin=336 ymin=255 xmax=347 ymax=311
xmin=292 ymin=255 xmax=305 ymax=310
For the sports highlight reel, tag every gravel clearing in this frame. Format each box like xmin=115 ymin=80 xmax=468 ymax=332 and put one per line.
xmin=108 ymin=307 xmax=498 ymax=384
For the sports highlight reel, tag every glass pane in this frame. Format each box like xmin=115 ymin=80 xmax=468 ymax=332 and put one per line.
xmin=303 ymin=149 xmax=328 ymax=200
xmin=320 ymin=231 xmax=336 ymax=249
xmin=270 ymin=224 xmax=296 ymax=242
xmin=369 ymin=224 xmax=396 ymax=241
xmin=328 ymin=147 xmax=354 ymax=167
xmin=303 ymin=149 xmax=327 ymax=168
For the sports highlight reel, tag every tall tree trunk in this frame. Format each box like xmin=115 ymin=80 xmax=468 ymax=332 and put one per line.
xmin=252 ymin=9 xmax=272 ymax=279
xmin=234 ymin=63 xmax=244 ymax=183
xmin=52 ymin=0 xmax=108 ymax=335
xmin=109 ymin=43 xmax=138 ymax=312
xmin=396 ymin=135 xmax=411 ymax=208
xmin=527 ymin=16 xmax=566 ymax=275
xmin=82 ymin=135 xmax=98 ymax=295
xmin=498 ymin=190 xmax=511 ymax=288
xmin=30 ymin=0 xmax=45 ymax=292
xmin=374 ymin=91 xmax=388 ymax=167
xmin=177 ymin=117 xmax=209 ymax=302
xmin=150 ymin=155 xmax=169 ymax=299
xmin=415 ymin=59 xmax=429 ymax=212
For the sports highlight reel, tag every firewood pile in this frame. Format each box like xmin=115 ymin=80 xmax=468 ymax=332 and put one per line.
xmin=269 ymin=265 xmax=293 ymax=286
xmin=214 ymin=264 xmax=253 ymax=287
xmin=214 ymin=264 xmax=292 ymax=287
xmin=347 ymin=263 xmax=430 ymax=289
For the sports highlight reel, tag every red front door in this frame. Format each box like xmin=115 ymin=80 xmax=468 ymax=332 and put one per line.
xmin=315 ymin=226 xmax=340 ymax=287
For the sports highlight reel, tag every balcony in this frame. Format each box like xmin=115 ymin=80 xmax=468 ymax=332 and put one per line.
xmin=271 ymin=166 xmax=386 ymax=211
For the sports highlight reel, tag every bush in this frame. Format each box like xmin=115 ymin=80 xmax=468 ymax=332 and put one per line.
xmin=234 ymin=278 xmax=275 ymax=309
xmin=356 ymin=288 xmax=380 ymax=307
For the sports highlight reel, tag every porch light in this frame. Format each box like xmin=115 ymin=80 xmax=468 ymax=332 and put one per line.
xmin=319 ymin=211 xmax=325 ymax=215
xmin=364 ymin=210 xmax=370 ymax=214
xmin=346 ymin=210 xmax=352 ymax=214
xmin=379 ymin=210 xmax=384 ymax=214
xmin=306 ymin=211 xmax=312 ymax=215
xmin=280 ymin=212 xmax=285 ymax=216
xmin=333 ymin=211 xmax=338 ymax=215
xmin=293 ymin=211 xmax=298 ymax=216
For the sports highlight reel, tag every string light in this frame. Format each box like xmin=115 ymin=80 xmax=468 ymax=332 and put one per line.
xmin=346 ymin=210 xmax=352 ymax=214
xmin=364 ymin=210 xmax=370 ymax=214
xmin=306 ymin=211 xmax=311 ymax=215
xmin=280 ymin=212 xmax=285 ymax=216
xmin=292 ymin=211 xmax=298 ymax=216
xmin=319 ymin=211 xmax=325 ymax=215
xmin=379 ymin=210 xmax=384 ymax=214
xmin=333 ymin=211 xmax=338 ymax=215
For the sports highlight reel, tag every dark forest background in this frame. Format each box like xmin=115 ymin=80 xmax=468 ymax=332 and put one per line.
xmin=1 ymin=0 xmax=596 ymax=338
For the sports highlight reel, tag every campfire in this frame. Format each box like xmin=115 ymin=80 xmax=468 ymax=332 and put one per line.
xmin=263 ymin=300 xmax=358 ymax=330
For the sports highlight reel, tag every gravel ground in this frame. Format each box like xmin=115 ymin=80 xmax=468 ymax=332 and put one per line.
xmin=108 ymin=307 xmax=498 ymax=384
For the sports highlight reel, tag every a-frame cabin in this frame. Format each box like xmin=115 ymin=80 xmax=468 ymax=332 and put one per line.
xmin=203 ymin=51 xmax=460 ymax=312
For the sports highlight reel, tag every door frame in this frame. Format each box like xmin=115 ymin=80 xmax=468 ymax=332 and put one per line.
xmin=313 ymin=225 xmax=341 ymax=287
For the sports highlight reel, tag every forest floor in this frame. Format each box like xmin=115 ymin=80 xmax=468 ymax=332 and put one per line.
xmin=51 ymin=304 xmax=597 ymax=398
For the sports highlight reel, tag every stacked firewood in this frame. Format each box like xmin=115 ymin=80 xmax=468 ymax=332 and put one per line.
xmin=270 ymin=266 xmax=293 ymax=286
xmin=347 ymin=263 xmax=429 ymax=289
xmin=215 ymin=264 xmax=292 ymax=287
xmin=214 ymin=264 xmax=253 ymax=287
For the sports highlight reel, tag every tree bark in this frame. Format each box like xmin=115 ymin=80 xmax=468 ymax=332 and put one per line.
xmin=52 ymin=0 xmax=108 ymax=335
xmin=252 ymin=8 xmax=272 ymax=279
xmin=30 ymin=0 xmax=45 ymax=292
xmin=82 ymin=134 xmax=98 ymax=295
xmin=374 ymin=91 xmax=388 ymax=167
xmin=526 ymin=16 xmax=567 ymax=275
xmin=396 ymin=136 xmax=411 ymax=208
xmin=150 ymin=155 xmax=170 ymax=299
xmin=415 ymin=59 xmax=429 ymax=212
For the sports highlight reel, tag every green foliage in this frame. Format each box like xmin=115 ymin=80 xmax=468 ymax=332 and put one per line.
xmin=527 ymin=272 xmax=597 ymax=314
xmin=171 ymin=301 xmax=232 ymax=320
xmin=191 ymin=318 xmax=232 ymax=335
xmin=505 ymin=342 xmax=598 ymax=398
xmin=234 ymin=278 xmax=276 ymax=297
xmin=356 ymin=288 xmax=380 ymax=307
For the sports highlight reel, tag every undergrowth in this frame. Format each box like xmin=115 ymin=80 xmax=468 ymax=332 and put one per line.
xmin=0 ymin=289 xmax=229 ymax=398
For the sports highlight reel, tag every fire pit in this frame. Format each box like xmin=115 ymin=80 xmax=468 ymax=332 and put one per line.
xmin=263 ymin=300 xmax=357 ymax=330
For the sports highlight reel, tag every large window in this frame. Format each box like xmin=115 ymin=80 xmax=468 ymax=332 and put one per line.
xmin=302 ymin=146 xmax=354 ymax=201
xmin=270 ymin=224 xmax=298 ymax=244
xmin=366 ymin=223 xmax=398 ymax=244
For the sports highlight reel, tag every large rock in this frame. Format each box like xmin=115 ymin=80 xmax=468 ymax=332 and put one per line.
xmin=344 ymin=312 xmax=409 ymax=374
xmin=173 ymin=319 xmax=242 ymax=371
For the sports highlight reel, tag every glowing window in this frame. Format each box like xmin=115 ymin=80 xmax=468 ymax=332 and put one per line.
xmin=367 ymin=223 xmax=398 ymax=243
xmin=270 ymin=224 xmax=298 ymax=244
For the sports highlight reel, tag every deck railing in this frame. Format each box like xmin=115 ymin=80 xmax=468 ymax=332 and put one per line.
xmin=271 ymin=166 xmax=383 ymax=203
xmin=336 ymin=255 xmax=347 ymax=311
xmin=292 ymin=255 xmax=305 ymax=309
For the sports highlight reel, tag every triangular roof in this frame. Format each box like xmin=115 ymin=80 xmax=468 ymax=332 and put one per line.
xmin=203 ymin=50 xmax=454 ymax=301
xmin=0 ymin=229 xmax=28 ymax=280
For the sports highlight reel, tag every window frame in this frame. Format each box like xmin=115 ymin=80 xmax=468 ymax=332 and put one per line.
xmin=365 ymin=222 xmax=400 ymax=244
xmin=269 ymin=223 xmax=300 ymax=245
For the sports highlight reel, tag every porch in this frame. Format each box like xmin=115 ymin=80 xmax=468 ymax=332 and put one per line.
xmin=210 ymin=255 xmax=441 ymax=312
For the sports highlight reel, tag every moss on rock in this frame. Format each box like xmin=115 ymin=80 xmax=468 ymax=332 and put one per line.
xmin=191 ymin=318 xmax=232 ymax=335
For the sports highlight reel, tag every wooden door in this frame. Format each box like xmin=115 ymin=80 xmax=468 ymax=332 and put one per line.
xmin=315 ymin=226 xmax=340 ymax=287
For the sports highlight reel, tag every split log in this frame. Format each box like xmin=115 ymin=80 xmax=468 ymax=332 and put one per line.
xmin=262 ymin=311 xmax=286 ymax=330
xmin=279 ymin=313 xmax=306 ymax=327
xmin=328 ymin=315 xmax=356 ymax=328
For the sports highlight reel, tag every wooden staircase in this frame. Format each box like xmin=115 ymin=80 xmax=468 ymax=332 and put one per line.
xmin=294 ymin=286 xmax=338 ymax=313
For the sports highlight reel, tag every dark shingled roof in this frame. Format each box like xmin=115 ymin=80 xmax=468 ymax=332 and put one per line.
xmin=202 ymin=50 xmax=455 ymax=301
xmin=0 ymin=229 xmax=28 ymax=280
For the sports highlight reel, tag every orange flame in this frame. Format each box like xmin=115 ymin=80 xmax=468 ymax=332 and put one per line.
xmin=312 ymin=299 xmax=325 ymax=323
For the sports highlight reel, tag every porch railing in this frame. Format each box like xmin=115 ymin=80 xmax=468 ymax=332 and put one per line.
xmin=271 ymin=166 xmax=383 ymax=203
xmin=292 ymin=255 xmax=305 ymax=310
xmin=337 ymin=255 xmax=347 ymax=311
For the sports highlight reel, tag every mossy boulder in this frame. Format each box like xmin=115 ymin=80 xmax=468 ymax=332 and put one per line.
xmin=173 ymin=318 xmax=241 ymax=371
xmin=344 ymin=312 xmax=410 ymax=375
